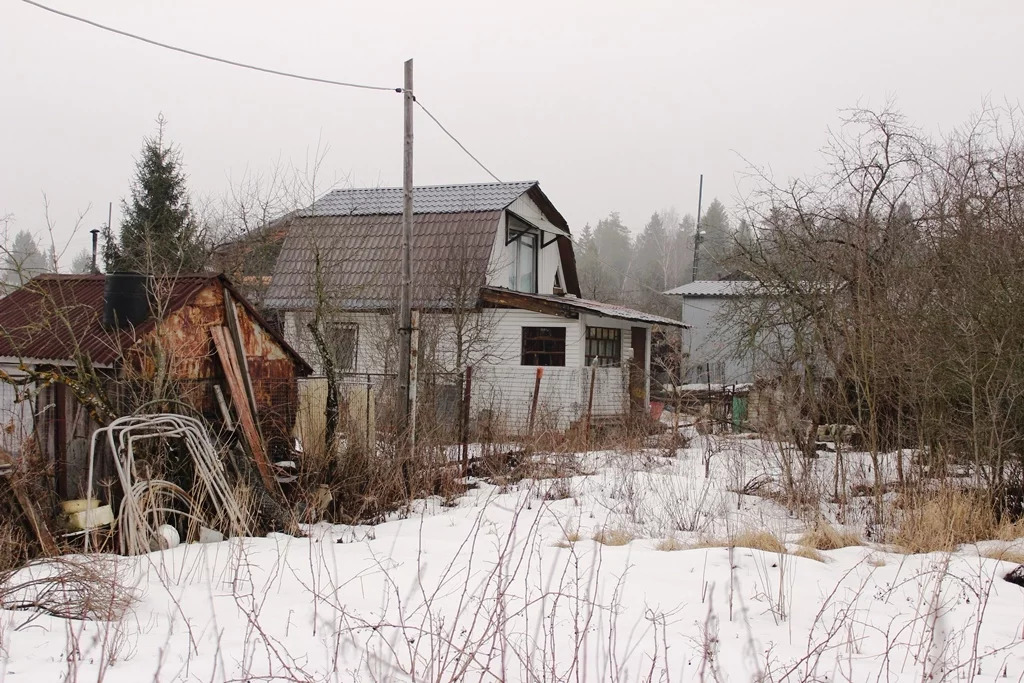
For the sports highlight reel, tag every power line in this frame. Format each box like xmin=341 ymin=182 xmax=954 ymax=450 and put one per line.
xmin=414 ymin=99 xmax=501 ymax=183
xmin=20 ymin=0 xmax=684 ymax=305
xmin=20 ymin=0 xmax=401 ymax=93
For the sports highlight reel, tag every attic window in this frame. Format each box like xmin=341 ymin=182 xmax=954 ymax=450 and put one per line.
xmin=507 ymin=214 xmax=538 ymax=294
xmin=521 ymin=327 xmax=565 ymax=366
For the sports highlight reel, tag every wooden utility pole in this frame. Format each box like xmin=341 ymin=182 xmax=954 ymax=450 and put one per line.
xmin=398 ymin=58 xmax=415 ymax=445
xmin=690 ymin=174 xmax=704 ymax=283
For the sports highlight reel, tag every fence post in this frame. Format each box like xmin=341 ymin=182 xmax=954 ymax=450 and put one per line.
xmin=365 ymin=373 xmax=372 ymax=450
xmin=409 ymin=310 xmax=420 ymax=457
xmin=527 ymin=366 xmax=544 ymax=442
xmin=460 ymin=366 xmax=473 ymax=476
xmin=585 ymin=359 xmax=598 ymax=449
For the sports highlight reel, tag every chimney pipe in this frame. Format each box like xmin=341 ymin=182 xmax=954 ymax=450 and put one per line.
xmin=89 ymin=229 xmax=100 ymax=274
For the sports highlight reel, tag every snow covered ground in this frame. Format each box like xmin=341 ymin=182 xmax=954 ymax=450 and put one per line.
xmin=2 ymin=437 xmax=1023 ymax=681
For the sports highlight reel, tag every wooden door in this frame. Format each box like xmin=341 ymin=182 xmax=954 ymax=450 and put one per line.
xmin=629 ymin=327 xmax=647 ymax=415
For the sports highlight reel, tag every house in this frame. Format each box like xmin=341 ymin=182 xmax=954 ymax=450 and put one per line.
xmin=663 ymin=278 xmax=760 ymax=386
xmin=265 ymin=181 xmax=685 ymax=434
xmin=0 ymin=272 xmax=312 ymax=499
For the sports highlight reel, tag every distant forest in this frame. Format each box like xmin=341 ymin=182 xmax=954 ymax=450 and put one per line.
xmin=575 ymin=199 xmax=749 ymax=317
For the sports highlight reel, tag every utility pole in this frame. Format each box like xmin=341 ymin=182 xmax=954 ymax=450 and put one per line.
xmin=690 ymin=174 xmax=704 ymax=283
xmin=398 ymin=58 xmax=415 ymax=447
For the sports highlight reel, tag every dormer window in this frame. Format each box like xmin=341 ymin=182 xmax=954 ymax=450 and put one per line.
xmin=506 ymin=214 xmax=538 ymax=293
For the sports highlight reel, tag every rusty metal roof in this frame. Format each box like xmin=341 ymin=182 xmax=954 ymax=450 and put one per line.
xmin=304 ymin=181 xmax=539 ymax=217
xmin=480 ymin=287 xmax=688 ymax=328
xmin=0 ymin=273 xmax=311 ymax=371
xmin=266 ymin=211 xmax=502 ymax=310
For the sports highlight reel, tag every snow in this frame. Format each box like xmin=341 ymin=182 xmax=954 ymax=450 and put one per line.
xmin=2 ymin=439 xmax=1023 ymax=681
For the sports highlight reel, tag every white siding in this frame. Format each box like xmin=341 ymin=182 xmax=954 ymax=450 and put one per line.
xmin=284 ymin=310 xmax=391 ymax=375
xmin=470 ymin=309 xmax=584 ymax=431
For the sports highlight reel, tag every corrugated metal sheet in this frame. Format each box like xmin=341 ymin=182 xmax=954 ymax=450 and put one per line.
xmin=304 ymin=181 xmax=537 ymax=217
xmin=266 ymin=211 xmax=502 ymax=310
xmin=480 ymin=287 xmax=688 ymax=328
xmin=663 ymin=280 xmax=754 ymax=297
xmin=0 ymin=274 xmax=312 ymax=372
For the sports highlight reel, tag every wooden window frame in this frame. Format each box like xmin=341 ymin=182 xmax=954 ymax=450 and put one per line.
xmin=328 ymin=322 xmax=358 ymax=372
xmin=521 ymin=326 xmax=566 ymax=366
xmin=585 ymin=326 xmax=621 ymax=367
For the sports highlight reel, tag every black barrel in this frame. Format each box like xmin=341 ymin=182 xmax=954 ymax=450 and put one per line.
xmin=103 ymin=272 xmax=150 ymax=328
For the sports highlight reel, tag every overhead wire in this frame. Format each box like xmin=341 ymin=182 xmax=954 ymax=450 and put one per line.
xmin=19 ymin=0 xmax=401 ymax=93
xmin=20 ymin=0 xmax=694 ymax=307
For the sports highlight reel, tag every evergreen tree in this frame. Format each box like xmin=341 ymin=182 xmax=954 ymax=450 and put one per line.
xmin=694 ymin=198 xmax=732 ymax=280
xmin=107 ymin=115 xmax=204 ymax=273
xmin=3 ymin=230 xmax=50 ymax=285
xmin=70 ymin=247 xmax=94 ymax=274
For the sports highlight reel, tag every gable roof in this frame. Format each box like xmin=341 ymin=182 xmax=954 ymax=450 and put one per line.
xmin=266 ymin=181 xmax=579 ymax=311
xmin=305 ymin=181 xmax=541 ymax=217
xmin=0 ymin=273 xmax=311 ymax=371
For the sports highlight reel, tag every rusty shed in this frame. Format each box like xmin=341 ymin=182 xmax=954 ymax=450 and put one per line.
xmin=0 ymin=272 xmax=312 ymax=500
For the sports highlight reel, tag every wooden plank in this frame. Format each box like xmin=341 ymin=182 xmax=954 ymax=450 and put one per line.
xmin=222 ymin=288 xmax=264 ymax=443
xmin=211 ymin=327 xmax=278 ymax=495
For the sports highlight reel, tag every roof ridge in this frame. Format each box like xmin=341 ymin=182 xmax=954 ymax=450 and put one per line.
xmin=321 ymin=180 xmax=537 ymax=195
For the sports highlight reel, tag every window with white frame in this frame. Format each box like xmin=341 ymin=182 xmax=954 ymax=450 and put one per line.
xmin=507 ymin=214 xmax=538 ymax=293
xmin=585 ymin=326 xmax=621 ymax=367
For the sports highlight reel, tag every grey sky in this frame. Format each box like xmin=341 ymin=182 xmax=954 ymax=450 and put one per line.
xmin=1 ymin=0 xmax=1019 ymax=266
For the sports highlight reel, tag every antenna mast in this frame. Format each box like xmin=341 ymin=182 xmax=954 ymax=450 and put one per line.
xmin=690 ymin=174 xmax=704 ymax=282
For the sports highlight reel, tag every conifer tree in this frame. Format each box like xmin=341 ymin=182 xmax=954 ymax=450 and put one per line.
xmin=106 ymin=115 xmax=204 ymax=273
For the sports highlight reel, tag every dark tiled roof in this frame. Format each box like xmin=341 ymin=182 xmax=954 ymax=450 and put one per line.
xmin=304 ymin=181 xmax=537 ymax=217
xmin=265 ymin=211 xmax=502 ymax=310
xmin=0 ymin=274 xmax=311 ymax=370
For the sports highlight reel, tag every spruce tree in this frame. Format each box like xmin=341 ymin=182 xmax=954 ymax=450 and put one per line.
xmin=106 ymin=115 xmax=204 ymax=274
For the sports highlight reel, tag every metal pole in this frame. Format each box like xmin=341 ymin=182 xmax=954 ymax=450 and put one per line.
xmin=398 ymin=58 xmax=414 ymax=443
xmin=690 ymin=174 xmax=704 ymax=283
xmin=527 ymin=367 xmax=543 ymax=440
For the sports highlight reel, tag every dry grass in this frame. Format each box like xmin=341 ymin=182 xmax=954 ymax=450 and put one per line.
xmin=792 ymin=546 xmax=827 ymax=562
xmin=554 ymin=527 xmax=583 ymax=548
xmin=731 ymin=529 xmax=786 ymax=554
xmin=655 ymin=537 xmax=686 ymax=552
xmin=798 ymin=522 xmax=862 ymax=550
xmin=980 ymin=546 xmax=1024 ymax=565
xmin=593 ymin=527 xmax=635 ymax=547
xmin=893 ymin=487 xmax=1024 ymax=554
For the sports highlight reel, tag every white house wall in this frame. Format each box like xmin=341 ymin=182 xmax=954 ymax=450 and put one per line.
xmin=281 ymin=305 xmax=657 ymax=432
xmin=681 ymin=296 xmax=754 ymax=384
xmin=470 ymin=308 xmax=583 ymax=431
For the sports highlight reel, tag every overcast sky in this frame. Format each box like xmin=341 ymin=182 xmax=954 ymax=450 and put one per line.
xmin=1 ymin=0 xmax=1020 ymax=266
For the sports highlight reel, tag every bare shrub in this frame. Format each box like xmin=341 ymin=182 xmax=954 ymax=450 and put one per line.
xmin=0 ymin=556 xmax=138 ymax=621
